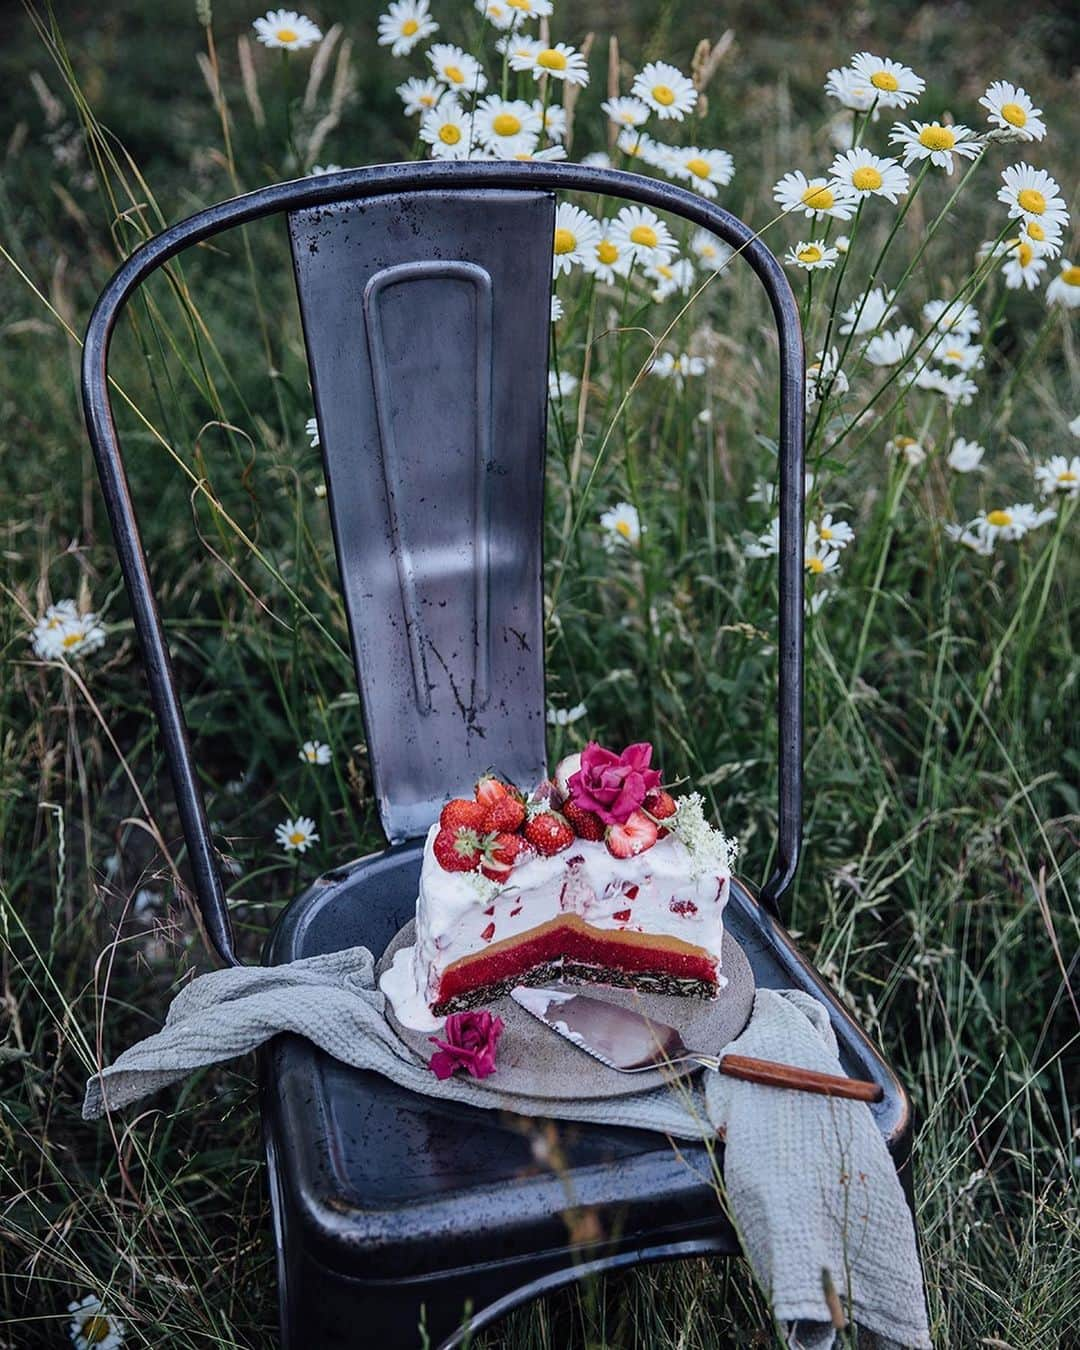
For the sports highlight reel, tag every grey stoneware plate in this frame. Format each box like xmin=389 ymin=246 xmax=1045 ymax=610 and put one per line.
xmin=377 ymin=920 xmax=756 ymax=1100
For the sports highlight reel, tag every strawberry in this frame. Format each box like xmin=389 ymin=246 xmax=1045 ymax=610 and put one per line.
xmin=475 ymin=773 xmax=511 ymax=809
xmin=605 ymin=810 xmax=658 ymax=859
xmin=562 ymin=800 xmax=605 ymax=841
xmin=612 ymin=908 xmax=631 ymax=923
xmin=553 ymin=753 xmax=582 ymax=801
xmin=440 ymin=797 xmax=488 ymax=832
xmin=480 ymin=832 xmax=533 ymax=880
xmin=644 ymin=789 xmax=677 ymax=838
xmin=524 ymin=810 xmax=575 ymax=856
xmin=433 ymin=826 xmax=483 ymax=872
xmin=482 ymin=794 xmax=526 ymax=834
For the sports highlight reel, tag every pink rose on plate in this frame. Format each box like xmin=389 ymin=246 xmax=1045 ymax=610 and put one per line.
xmin=566 ymin=741 xmax=662 ymax=826
xmin=429 ymin=1010 xmax=505 ymax=1080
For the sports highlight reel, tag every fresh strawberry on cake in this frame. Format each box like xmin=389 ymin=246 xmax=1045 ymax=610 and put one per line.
xmin=379 ymin=741 xmax=738 ymax=1030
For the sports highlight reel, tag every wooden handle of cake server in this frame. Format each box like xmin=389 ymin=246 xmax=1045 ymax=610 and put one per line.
xmin=717 ymin=1053 xmax=884 ymax=1103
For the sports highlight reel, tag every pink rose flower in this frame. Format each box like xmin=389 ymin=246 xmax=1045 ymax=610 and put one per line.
xmin=566 ymin=741 xmax=662 ymax=826
xmin=429 ymin=1010 xmax=505 ymax=1080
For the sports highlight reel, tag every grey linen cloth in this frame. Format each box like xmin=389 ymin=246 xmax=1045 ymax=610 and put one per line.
xmin=83 ymin=947 xmax=930 ymax=1349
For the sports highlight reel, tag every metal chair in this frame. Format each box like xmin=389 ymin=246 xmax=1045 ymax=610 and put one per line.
xmin=82 ymin=161 xmax=912 ymax=1349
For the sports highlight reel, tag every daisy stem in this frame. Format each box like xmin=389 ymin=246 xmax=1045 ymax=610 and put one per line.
xmin=989 ymin=307 xmax=1058 ymax=425
xmin=848 ymin=456 xmax=914 ymax=690
xmin=801 ymin=271 xmax=814 ymax=329
xmin=1004 ymin=496 xmax=1074 ymax=713
xmin=280 ymin=50 xmax=300 ymax=172
xmin=805 ymin=198 xmax=865 ymax=449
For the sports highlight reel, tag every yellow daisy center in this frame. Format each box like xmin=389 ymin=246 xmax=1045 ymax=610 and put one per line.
xmin=80 ymin=1317 xmax=112 ymax=1345
xmin=444 ymin=64 xmax=465 ymax=84
xmin=700 ymin=243 xmax=716 ymax=257
xmin=851 ymin=165 xmax=883 ymax=191
xmin=630 ymin=223 xmax=659 ymax=247
xmin=439 ymin=123 xmax=462 ymax=145
xmin=870 ymin=70 xmax=899 ymax=92
xmin=288 ymin=831 xmax=307 ymax=846
xmin=508 ymin=0 xmax=532 ymax=8
xmin=685 ymin=156 xmax=711 ymax=179
xmin=1060 ymin=265 xmax=1080 ymax=286
xmin=801 ymin=184 xmax=834 ymax=210
xmin=1017 ymin=242 xmax=1034 ymax=267
xmin=597 ymin=240 xmax=619 ymax=264
xmin=919 ymin=125 xmax=956 ymax=151
xmin=275 ymin=27 xmax=299 ymax=43
xmin=61 ymin=631 xmax=84 ymax=649
xmin=819 ymin=526 xmax=833 ymax=540
xmin=1017 ymin=187 xmax=1046 ymax=214
xmin=537 ymin=48 xmax=567 ymax=71
xmin=806 ymin=556 xmax=826 ymax=574
xmin=654 ymin=263 xmax=673 ymax=279
xmin=986 ymin=510 xmax=1012 ymax=527
xmin=1000 ymin=101 xmax=1026 ymax=127
xmin=1026 ymin=220 xmax=1046 ymax=241
xmin=797 ymin=245 xmax=823 ymax=264
xmin=894 ymin=436 xmax=915 ymax=449
xmin=1058 ymin=470 xmax=1078 ymax=484
xmin=401 ymin=18 xmax=419 ymax=35
xmin=492 ymin=112 xmax=522 ymax=136
xmin=615 ymin=520 xmax=633 ymax=538
xmin=553 ymin=227 xmax=577 ymax=255
xmin=944 ymin=347 xmax=964 ymax=362
xmin=652 ymin=84 xmax=676 ymax=106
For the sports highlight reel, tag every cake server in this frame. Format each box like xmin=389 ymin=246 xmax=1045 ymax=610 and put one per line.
xmin=510 ymin=986 xmax=883 ymax=1103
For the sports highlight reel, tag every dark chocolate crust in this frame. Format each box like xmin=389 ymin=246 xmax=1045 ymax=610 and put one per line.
xmin=433 ymin=960 xmax=717 ymax=1015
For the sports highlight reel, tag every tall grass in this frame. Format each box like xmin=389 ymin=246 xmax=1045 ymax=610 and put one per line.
xmin=1 ymin=1 xmax=1077 ymax=1345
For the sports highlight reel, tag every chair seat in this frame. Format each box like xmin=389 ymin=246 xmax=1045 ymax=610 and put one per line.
xmin=260 ymin=841 xmax=911 ymax=1346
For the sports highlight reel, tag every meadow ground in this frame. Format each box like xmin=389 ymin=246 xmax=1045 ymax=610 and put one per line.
xmin=1 ymin=1 xmax=1078 ymax=1345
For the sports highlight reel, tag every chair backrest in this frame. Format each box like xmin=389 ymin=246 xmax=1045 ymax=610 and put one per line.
xmin=82 ymin=162 xmax=804 ymax=967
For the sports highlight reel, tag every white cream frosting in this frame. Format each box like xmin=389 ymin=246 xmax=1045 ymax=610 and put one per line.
xmin=380 ymin=820 xmax=732 ymax=1031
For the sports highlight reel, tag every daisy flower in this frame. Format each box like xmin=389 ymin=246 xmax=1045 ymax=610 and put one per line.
xmin=997 ymin=163 xmax=1069 ymax=230
xmin=535 ymin=100 xmax=567 ymax=141
xmin=609 ymin=205 xmax=676 ymax=264
xmin=944 ymin=521 xmax=994 ymax=556
xmin=510 ymin=41 xmax=590 ymax=86
xmin=863 ymin=326 xmax=914 ymax=366
xmin=473 ymin=95 xmax=541 ymax=155
xmin=915 ymin=368 xmax=979 ymax=407
xmin=377 ymin=0 xmax=437 ymax=57
xmin=427 ymin=44 xmax=487 ymax=96
xmin=253 ymin=9 xmax=322 ymax=49
xmin=419 ymin=98 xmax=476 ymax=160
xmin=889 ymin=121 xmax=981 ymax=173
xmin=601 ymin=96 xmax=650 ymax=128
xmin=973 ymin=502 xmax=1056 ymax=544
xmin=824 ymin=66 xmax=878 ymax=112
xmin=631 ymin=61 xmax=698 ymax=120
xmin=650 ymin=351 xmax=707 ymax=388
xmin=922 ymin=298 xmax=980 ymax=341
xmin=397 ymin=76 xmax=445 ymax=116
xmin=839 ymin=286 xmax=897 ymax=336
xmin=812 ymin=514 xmax=855 ymax=549
xmin=663 ymin=146 xmax=735 ymax=198
xmin=496 ymin=31 xmax=541 ymax=59
xmin=806 ymin=348 xmax=848 ymax=409
xmin=1001 ymin=238 xmax=1047 ymax=291
xmin=550 ymin=295 xmax=564 ymax=322
xmin=947 ymin=437 xmax=984 ymax=472
xmin=835 ymin=234 xmax=851 ymax=254
xmin=305 ymin=415 xmax=320 ymax=447
xmin=276 ymin=815 xmax=320 ymax=853
xmin=474 ymin=0 xmax=521 ymax=27
xmin=308 ymin=163 xmax=343 ymax=175
xmin=503 ymin=0 xmax=552 ymax=13
xmin=932 ymin=337 xmax=984 ymax=372
xmin=744 ymin=518 xmax=780 ymax=558
xmin=805 ymin=538 xmax=842 ymax=576
xmin=509 ymin=144 xmax=567 ymax=162
xmin=31 ymin=603 xmax=107 ymax=661
xmin=583 ymin=226 xmax=630 ymax=283
xmin=68 ymin=1295 xmax=125 ymax=1350
xmin=691 ymin=229 xmax=734 ymax=272
xmin=299 ymin=740 xmax=332 ymax=765
xmin=979 ymin=81 xmax=1046 ymax=141
xmin=546 ymin=701 xmax=587 ymax=726
xmin=849 ymin=52 xmax=924 ymax=108
xmin=600 ymin=501 xmax=642 ymax=548
xmin=1070 ymin=415 xmax=1080 ymax=439
xmin=1019 ymin=216 xmax=1063 ymax=259
xmin=748 ymin=473 xmax=817 ymax=506
xmin=886 ymin=435 xmax=927 ymax=466
xmin=581 ymin=150 xmax=613 ymax=169
xmin=785 ymin=240 xmax=838 ymax=271
xmin=616 ymin=128 xmax=663 ymax=164
xmin=552 ymin=202 xmax=602 ymax=277
xmin=829 ymin=148 xmax=909 ymax=203
xmin=828 ymin=112 xmax=857 ymax=151
xmin=1047 ymin=260 xmax=1080 ymax=308
xmin=549 ymin=370 xmax=579 ymax=399
xmin=1034 ymin=454 xmax=1080 ymax=496
xmin=645 ymin=257 xmax=695 ymax=300
xmin=773 ymin=171 xmax=858 ymax=220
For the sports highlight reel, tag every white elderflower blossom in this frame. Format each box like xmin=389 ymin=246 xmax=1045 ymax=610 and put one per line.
xmin=299 ymin=740 xmax=332 ymax=766
xmin=253 ymin=9 xmax=322 ymax=49
xmin=377 ymin=0 xmax=437 ymax=56
xmin=1034 ymin=454 xmax=1080 ymax=497
xmin=864 ymin=326 xmax=915 ymax=366
xmin=670 ymin=792 xmax=738 ymax=871
xmin=785 ymin=240 xmax=839 ymax=271
xmin=889 ymin=120 xmax=981 ymax=173
xmin=276 ymin=816 xmax=320 ymax=853
xmin=947 ymin=437 xmax=985 ymax=472
xmin=773 ymin=171 xmax=858 ymax=220
xmin=829 ymin=148 xmax=909 ymax=203
xmin=600 ymin=501 xmax=642 ymax=548
xmin=1047 ymin=260 xmax=1080 ymax=308
xmin=631 ymin=61 xmax=698 ymax=120
xmin=979 ymin=81 xmax=1046 ymax=141
xmin=849 ymin=52 xmax=925 ymax=109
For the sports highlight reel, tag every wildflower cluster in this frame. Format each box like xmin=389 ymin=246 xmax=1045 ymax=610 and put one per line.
xmin=29 ymin=599 xmax=106 ymax=662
